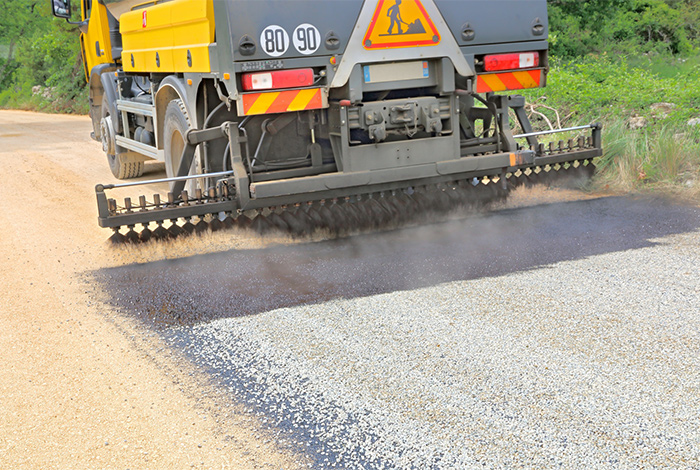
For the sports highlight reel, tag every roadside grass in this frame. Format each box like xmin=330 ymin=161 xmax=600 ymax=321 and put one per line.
xmin=594 ymin=121 xmax=700 ymax=194
xmin=626 ymin=54 xmax=700 ymax=79
xmin=522 ymin=54 xmax=700 ymax=200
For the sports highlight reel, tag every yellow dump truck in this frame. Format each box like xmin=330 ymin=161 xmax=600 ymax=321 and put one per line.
xmin=53 ymin=0 xmax=601 ymax=241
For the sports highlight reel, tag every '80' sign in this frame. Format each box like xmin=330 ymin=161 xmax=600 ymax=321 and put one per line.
xmin=260 ymin=24 xmax=321 ymax=57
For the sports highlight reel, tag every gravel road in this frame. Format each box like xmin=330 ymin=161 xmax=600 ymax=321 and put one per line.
xmin=97 ymin=195 xmax=700 ymax=469
xmin=0 ymin=110 xmax=303 ymax=469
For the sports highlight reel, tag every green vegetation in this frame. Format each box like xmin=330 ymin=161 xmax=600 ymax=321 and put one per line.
xmin=522 ymin=55 xmax=700 ymax=195
xmin=548 ymin=0 xmax=700 ymax=58
xmin=1 ymin=0 xmax=699 ymax=194
xmin=527 ymin=0 xmax=700 ymax=196
xmin=595 ymin=122 xmax=700 ymax=192
xmin=0 ymin=0 xmax=86 ymax=113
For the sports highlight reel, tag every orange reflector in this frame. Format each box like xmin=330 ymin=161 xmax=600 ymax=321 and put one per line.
xmin=509 ymin=152 xmax=527 ymax=167
xmin=476 ymin=70 xmax=542 ymax=93
xmin=240 ymin=88 xmax=327 ymax=116
xmin=223 ymin=73 xmax=230 ymax=80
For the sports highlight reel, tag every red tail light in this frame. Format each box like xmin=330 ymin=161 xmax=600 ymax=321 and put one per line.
xmin=483 ymin=52 xmax=539 ymax=72
xmin=241 ymin=68 xmax=315 ymax=91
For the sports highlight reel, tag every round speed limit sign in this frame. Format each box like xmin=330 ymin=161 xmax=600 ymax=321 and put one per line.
xmin=260 ymin=25 xmax=289 ymax=57
xmin=293 ymin=24 xmax=321 ymax=55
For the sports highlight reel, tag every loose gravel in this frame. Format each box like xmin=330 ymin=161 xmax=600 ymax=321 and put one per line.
xmin=99 ymin=195 xmax=700 ymax=469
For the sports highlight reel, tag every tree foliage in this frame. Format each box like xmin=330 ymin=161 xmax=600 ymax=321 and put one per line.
xmin=0 ymin=0 xmax=86 ymax=112
xmin=549 ymin=0 xmax=700 ymax=57
xmin=0 ymin=0 xmax=43 ymax=86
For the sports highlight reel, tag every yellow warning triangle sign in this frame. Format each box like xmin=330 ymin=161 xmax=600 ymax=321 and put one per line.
xmin=363 ymin=0 xmax=441 ymax=50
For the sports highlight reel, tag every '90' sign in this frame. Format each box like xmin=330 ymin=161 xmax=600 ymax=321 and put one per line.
xmin=260 ymin=24 xmax=321 ymax=57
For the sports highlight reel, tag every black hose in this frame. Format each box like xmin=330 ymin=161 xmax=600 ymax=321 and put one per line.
xmin=222 ymin=142 xmax=230 ymax=172
xmin=204 ymin=101 xmax=228 ymax=129
xmin=202 ymin=100 xmax=232 ymax=183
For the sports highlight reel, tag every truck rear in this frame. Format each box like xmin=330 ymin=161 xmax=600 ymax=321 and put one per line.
xmin=52 ymin=0 xmax=601 ymax=240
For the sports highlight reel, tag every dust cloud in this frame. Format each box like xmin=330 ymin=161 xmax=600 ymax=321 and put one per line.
xmin=92 ymin=187 xmax=700 ymax=326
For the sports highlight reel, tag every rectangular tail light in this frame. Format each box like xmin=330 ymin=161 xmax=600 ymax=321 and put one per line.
xmin=241 ymin=68 xmax=315 ymax=91
xmin=483 ymin=52 xmax=539 ymax=72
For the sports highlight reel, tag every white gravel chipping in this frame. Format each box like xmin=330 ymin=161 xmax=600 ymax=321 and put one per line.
xmin=172 ymin=229 xmax=700 ymax=469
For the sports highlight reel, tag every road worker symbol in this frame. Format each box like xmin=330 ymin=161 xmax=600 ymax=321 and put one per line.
xmin=386 ymin=0 xmax=405 ymax=35
xmin=364 ymin=0 xmax=440 ymax=49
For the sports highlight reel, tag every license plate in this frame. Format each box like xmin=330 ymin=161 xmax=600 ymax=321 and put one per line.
xmin=363 ymin=61 xmax=429 ymax=84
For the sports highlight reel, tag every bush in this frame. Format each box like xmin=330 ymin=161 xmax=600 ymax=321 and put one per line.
xmin=523 ymin=56 xmax=700 ymax=125
xmin=594 ymin=120 xmax=700 ymax=192
xmin=549 ymin=0 xmax=699 ymax=58
xmin=0 ymin=4 xmax=87 ymax=114
xmin=522 ymin=54 xmax=700 ymax=195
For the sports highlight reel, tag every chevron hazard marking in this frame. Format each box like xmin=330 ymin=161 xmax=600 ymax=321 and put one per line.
xmin=240 ymin=88 xmax=327 ymax=116
xmin=476 ymin=70 xmax=542 ymax=93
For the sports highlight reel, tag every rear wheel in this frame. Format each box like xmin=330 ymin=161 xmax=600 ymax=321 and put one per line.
xmin=100 ymin=106 xmax=144 ymax=179
xmin=163 ymin=99 xmax=202 ymax=193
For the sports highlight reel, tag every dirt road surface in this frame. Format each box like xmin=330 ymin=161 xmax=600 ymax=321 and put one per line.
xmin=0 ymin=110 xmax=304 ymax=469
xmin=3 ymin=110 xmax=699 ymax=469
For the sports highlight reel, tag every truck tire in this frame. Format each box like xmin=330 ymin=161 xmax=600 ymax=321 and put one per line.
xmin=163 ymin=99 xmax=202 ymax=192
xmin=101 ymin=106 xmax=144 ymax=179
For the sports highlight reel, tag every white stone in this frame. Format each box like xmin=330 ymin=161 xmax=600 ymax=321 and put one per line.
xmin=650 ymin=102 xmax=676 ymax=116
xmin=649 ymin=102 xmax=676 ymax=120
xmin=628 ymin=116 xmax=647 ymax=129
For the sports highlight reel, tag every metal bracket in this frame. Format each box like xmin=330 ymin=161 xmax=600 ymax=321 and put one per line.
xmin=185 ymin=124 xmax=229 ymax=145
xmin=213 ymin=80 xmax=232 ymax=112
xmin=225 ymin=122 xmax=251 ymax=209
xmin=171 ymin=124 xmax=230 ymax=196
xmin=508 ymin=95 xmax=539 ymax=150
